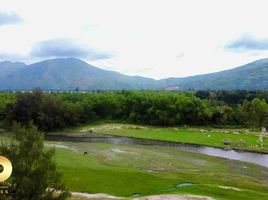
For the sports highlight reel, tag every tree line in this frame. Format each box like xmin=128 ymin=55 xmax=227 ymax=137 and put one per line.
xmin=0 ymin=90 xmax=268 ymax=131
xmin=195 ymin=90 xmax=268 ymax=105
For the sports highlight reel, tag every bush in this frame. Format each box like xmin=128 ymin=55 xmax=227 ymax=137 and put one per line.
xmin=223 ymin=138 xmax=232 ymax=145
xmin=235 ymin=139 xmax=246 ymax=147
xmin=0 ymin=123 xmax=70 ymax=200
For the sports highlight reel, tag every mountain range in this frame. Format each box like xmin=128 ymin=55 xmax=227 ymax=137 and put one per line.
xmin=0 ymin=57 xmax=268 ymax=91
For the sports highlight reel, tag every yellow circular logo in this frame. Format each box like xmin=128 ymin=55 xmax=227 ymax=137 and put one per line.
xmin=0 ymin=156 xmax=12 ymax=182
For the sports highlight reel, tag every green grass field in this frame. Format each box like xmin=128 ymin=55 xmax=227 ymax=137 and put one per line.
xmin=66 ymin=123 xmax=268 ymax=153
xmin=2 ymin=122 xmax=268 ymax=199
xmin=52 ymin=141 xmax=268 ymax=200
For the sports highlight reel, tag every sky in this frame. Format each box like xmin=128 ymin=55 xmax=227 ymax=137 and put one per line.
xmin=1 ymin=0 xmax=268 ymax=79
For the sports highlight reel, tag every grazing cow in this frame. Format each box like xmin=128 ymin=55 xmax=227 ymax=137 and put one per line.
xmin=83 ymin=152 xmax=88 ymax=155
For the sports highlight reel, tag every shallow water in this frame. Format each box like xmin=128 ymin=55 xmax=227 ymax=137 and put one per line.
xmin=45 ymin=134 xmax=268 ymax=168
xmin=176 ymin=145 xmax=268 ymax=168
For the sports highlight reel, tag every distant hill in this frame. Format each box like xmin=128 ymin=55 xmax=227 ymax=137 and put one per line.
xmin=162 ymin=58 xmax=268 ymax=90
xmin=0 ymin=58 xmax=160 ymax=90
xmin=0 ymin=61 xmax=26 ymax=79
xmin=0 ymin=57 xmax=268 ymax=90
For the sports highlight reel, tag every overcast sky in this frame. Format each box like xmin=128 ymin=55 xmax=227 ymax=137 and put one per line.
xmin=1 ymin=0 xmax=268 ymax=79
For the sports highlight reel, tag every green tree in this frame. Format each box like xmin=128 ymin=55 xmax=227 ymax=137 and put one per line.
xmin=250 ymin=98 xmax=268 ymax=127
xmin=237 ymin=98 xmax=268 ymax=127
xmin=37 ymin=95 xmax=66 ymax=131
xmin=5 ymin=90 xmax=43 ymax=126
xmin=0 ymin=123 xmax=69 ymax=200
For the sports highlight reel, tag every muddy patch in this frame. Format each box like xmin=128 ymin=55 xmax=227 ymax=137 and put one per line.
xmin=80 ymin=124 xmax=148 ymax=133
xmin=45 ymin=143 xmax=78 ymax=152
xmin=218 ymin=185 xmax=241 ymax=191
xmin=176 ymin=183 xmax=193 ymax=188
xmin=111 ymin=148 xmax=139 ymax=155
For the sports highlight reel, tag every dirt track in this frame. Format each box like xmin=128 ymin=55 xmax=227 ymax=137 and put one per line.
xmin=71 ymin=192 xmax=214 ymax=200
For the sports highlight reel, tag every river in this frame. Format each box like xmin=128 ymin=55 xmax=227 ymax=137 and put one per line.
xmin=45 ymin=133 xmax=268 ymax=168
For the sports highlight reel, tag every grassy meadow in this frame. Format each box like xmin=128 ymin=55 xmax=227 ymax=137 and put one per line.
xmin=51 ymin=140 xmax=268 ymax=200
xmin=1 ymin=122 xmax=268 ymax=199
xmin=65 ymin=123 xmax=268 ymax=153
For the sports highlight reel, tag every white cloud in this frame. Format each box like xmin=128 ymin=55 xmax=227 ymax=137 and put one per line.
xmin=31 ymin=38 xmax=113 ymax=61
xmin=1 ymin=0 xmax=268 ymax=78
xmin=0 ymin=11 xmax=22 ymax=25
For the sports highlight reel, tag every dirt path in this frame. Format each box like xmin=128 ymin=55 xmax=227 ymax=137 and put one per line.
xmin=71 ymin=192 xmax=121 ymax=199
xmin=71 ymin=192 xmax=214 ymax=200
xmin=133 ymin=194 xmax=214 ymax=200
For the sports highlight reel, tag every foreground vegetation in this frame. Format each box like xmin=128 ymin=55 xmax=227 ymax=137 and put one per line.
xmin=0 ymin=124 xmax=69 ymax=200
xmin=52 ymin=141 xmax=268 ymax=200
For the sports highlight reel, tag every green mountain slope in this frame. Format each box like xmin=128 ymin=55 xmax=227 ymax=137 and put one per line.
xmin=0 ymin=58 xmax=160 ymax=90
xmin=162 ymin=58 xmax=268 ymax=90
xmin=0 ymin=57 xmax=268 ymax=90
xmin=0 ymin=61 xmax=26 ymax=79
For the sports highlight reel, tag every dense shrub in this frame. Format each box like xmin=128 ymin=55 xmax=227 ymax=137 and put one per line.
xmin=0 ymin=90 xmax=268 ymax=131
